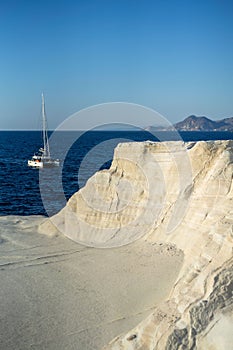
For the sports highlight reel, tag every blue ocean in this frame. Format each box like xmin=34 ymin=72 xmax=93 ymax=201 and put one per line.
xmin=1 ymin=130 xmax=233 ymax=216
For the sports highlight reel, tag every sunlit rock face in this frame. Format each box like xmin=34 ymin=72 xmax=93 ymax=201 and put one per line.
xmin=39 ymin=140 xmax=233 ymax=349
xmin=39 ymin=141 xmax=193 ymax=247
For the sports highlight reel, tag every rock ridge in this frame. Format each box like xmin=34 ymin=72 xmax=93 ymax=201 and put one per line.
xmin=38 ymin=140 xmax=233 ymax=349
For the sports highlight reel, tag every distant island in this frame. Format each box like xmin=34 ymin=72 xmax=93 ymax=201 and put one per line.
xmin=146 ymin=115 xmax=233 ymax=131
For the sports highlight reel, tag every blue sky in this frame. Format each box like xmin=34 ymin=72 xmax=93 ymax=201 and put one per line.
xmin=0 ymin=0 xmax=233 ymax=129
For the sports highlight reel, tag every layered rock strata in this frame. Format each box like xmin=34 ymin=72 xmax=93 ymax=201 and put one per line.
xmin=39 ymin=140 xmax=233 ymax=349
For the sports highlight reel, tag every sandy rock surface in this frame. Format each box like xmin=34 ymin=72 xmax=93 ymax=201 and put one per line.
xmin=2 ymin=140 xmax=232 ymax=349
xmin=0 ymin=216 xmax=182 ymax=350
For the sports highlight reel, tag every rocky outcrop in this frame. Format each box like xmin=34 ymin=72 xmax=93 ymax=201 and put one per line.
xmin=39 ymin=141 xmax=193 ymax=247
xmin=165 ymin=262 xmax=233 ymax=350
xmin=39 ymin=140 xmax=233 ymax=349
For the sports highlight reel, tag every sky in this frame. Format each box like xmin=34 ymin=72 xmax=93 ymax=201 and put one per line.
xmin=0 ymin=0 xmax=233 ymax=129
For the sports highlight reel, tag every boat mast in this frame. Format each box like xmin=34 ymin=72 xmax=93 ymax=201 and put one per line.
xmin=41 ymin=93 xmax=50 ymax=158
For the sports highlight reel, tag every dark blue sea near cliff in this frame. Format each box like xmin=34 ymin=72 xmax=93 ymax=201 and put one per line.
xmin=0 ymin=130 xmax=233 ymax=216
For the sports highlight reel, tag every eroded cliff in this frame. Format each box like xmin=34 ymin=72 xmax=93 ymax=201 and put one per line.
xmin=39 ymin=140 xmax=233 ymax=349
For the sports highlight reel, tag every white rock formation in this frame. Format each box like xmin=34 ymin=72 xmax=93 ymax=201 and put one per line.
xmin=39 ymin=140 xmax=233 ymax=349
xmin=39 ymin=141 xmax=193 ymax=247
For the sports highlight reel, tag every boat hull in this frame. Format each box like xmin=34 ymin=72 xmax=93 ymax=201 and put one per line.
xmin=28 ymin=160 xmax=43 ymax=168
xmin=28 ymin=159 xmax=60 ymax=168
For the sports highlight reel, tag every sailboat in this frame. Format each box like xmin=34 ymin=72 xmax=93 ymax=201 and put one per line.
xmin=28 ymin=93 xmax=60 ymax=168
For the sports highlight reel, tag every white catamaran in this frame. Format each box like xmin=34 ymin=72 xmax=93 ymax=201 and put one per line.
xmin=28 ymin=94 xmax=59 ymax=168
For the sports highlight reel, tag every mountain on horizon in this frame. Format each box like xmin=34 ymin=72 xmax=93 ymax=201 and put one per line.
xmin=174 ymin=115 xmax=233 ymax=131
xmin=146 ymin=115 xmax=233 ymax=131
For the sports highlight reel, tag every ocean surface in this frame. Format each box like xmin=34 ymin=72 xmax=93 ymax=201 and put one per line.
xmin=0 ymin=130 xmax=233 ymax=216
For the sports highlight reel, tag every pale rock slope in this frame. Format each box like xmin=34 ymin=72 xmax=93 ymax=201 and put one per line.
xmin=39 ymin=140 xmax=233 ymax=349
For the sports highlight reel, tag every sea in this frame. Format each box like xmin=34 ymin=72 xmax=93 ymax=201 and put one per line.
xmin=0 ymin=130 xmax=233 ymax=217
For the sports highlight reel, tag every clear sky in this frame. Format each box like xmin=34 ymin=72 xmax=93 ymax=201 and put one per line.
xmin=0 ymin=0 xmax=233 ymax=129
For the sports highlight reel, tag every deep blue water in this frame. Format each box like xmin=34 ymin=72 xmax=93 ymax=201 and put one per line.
xmin=0 ymin=130 xmax=233 ymax=216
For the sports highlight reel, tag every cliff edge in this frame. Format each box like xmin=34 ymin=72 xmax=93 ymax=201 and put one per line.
xmin=39 ymin=140 xmax=233 ymax=349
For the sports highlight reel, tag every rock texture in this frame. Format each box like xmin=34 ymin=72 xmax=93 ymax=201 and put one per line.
xmin=39 ymin=141 xmax=193 ymax=247
xmin=39 ymin=140 xmax=233 ymax=349
xmin=0 ymin=216 xmax=183 ymax=350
